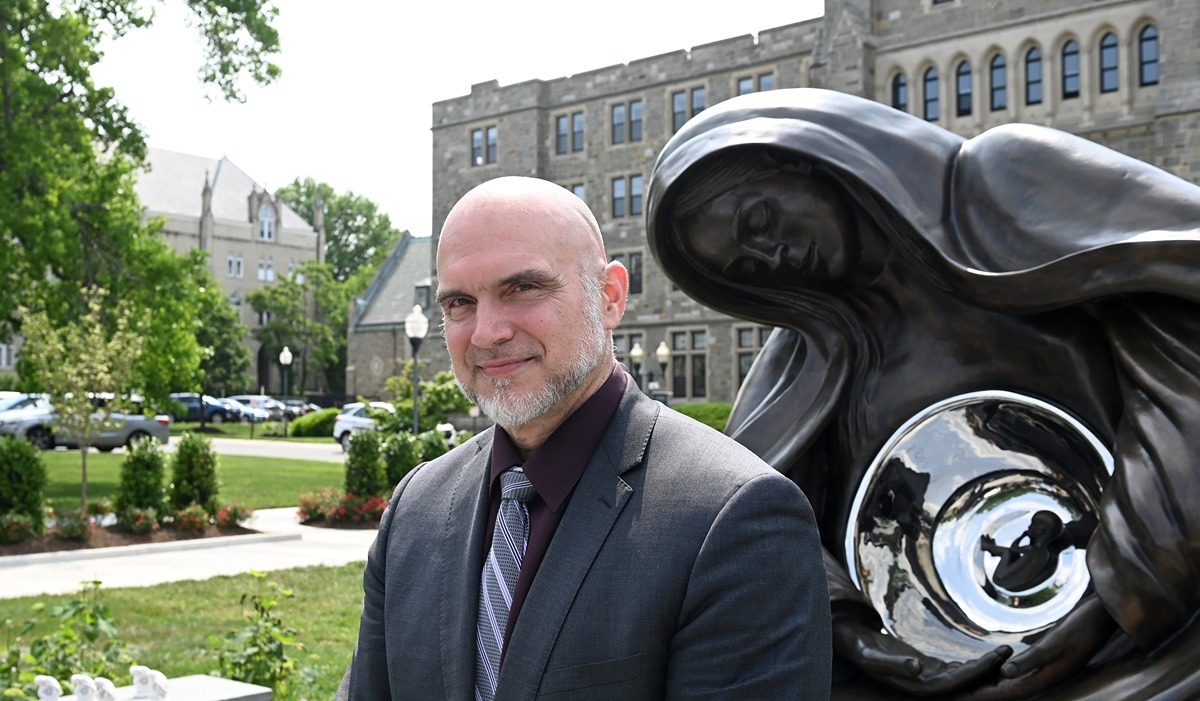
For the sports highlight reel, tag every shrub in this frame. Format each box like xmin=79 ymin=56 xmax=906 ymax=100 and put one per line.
xmin=216 ymin=502 xmax=254 ymax=528
xmin=114 ymin=435 xmax=167 ymax=515
xmin=170 ymin=432 xmax=220 ymax=515
xmin=86 ymin=497 xmax=112 ymax=519
xmin=0 ymin=513 xmax=37 ymax=544
xmin=116 ymin=508 xmax=159 ymax=534
xmin=344 ymin=430 xmax=387 ymax=497
xmin=216 ymin=571 xmax=311 ymax=699
xmin=296 ymin=488 xmax=342 ymax=524
xmin=288 ymin=407 xmax=339 ymax=438
xmin=172 ymin=504 xmax=210 ymax=535
xmin=332 ymin=494 xmax=388 ymax=524
xmin=417 ymin=430 xmax=450 ymax=462
xmin=381 ymin=432 xmax=421 ymax=487
xmin=54 ymin=510 xmax=93 ymax=541
xmin=16 ymin=582 xmax=132 ymax=689
xmin=673 ymin=402 xmax=733 ymax=432
xmin=0 ymin=435 xmax=47 ymax=533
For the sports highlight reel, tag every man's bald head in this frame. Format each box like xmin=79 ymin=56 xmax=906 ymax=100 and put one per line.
xmin=438 ymin=176 xmax=607 ymax=273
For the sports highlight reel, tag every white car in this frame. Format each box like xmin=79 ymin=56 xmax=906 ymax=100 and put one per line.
xmin=333 ymin=401 xmax=395 ymax=452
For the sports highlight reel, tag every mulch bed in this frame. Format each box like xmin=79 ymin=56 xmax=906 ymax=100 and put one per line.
xmin=0 ymin=524 xmax=259 ymax=558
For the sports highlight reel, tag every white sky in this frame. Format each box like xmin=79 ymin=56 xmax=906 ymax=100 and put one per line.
xmin=93 ymin=1 xmax=824 ymax=238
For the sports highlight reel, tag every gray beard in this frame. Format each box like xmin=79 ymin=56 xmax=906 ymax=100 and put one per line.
xmin=455 ymin=301 xmax=610 ymax=429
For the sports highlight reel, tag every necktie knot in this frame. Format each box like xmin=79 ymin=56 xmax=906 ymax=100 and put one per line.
xmin=499 ymin=468 xmax=536 ymax=504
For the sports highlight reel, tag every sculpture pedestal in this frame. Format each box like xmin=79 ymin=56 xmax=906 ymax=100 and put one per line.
xmin=61 ymin=675 xmax=271 ymax=701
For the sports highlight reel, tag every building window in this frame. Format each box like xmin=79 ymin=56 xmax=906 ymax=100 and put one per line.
xmin=258 ymin=203 xmax=275 ymax=241
xmin=955 ymin=61 xmax=972 ymax=116
xmin=891 ymin=73 xmax=908 ymax=112
xmin=735 ymin=325 xmax=773 ymax=388
xmin=0 ymin=343 xmax=13 ymax=369
xmin=923 ymin=67 xmax=939 ymax=121
xmin=1139 ymin=25 xmax=1159 ymax=86
xmin=610 ymin=99 xmax=643 ymax=144
xmin=266 ymin=257 xmax=275 ymax=282
xmin=611 ymin=251 xmax=643 ymax=295
xmin=556 ymin=115 xmax=568 ymax=154
xmin=571 ymin=111 xmax=584 ymax=152
xmin=1062 ymin=40 xmax=1080 ymax=99
xmin=737 ymin=73 xmax=774 ymax=96
xmin=1026 ymin=47 xmax=1043 ymax=105
xmin=630 ymin=99 xmax=643 ymax=141
xmin=611 ymin=175 xmax=642 ymax=218
xmin=227 ymin=254 xmax=236 ymax=277
xmin=1099 ymin=32 xmax=1119 ymax=93
xmin=671 ymin=330 xmax=707 ymax=399
xmin=258 ymin=309 xmax=272 ymax=326
xmin=257 ymin=257 xmax=266 ymax=281
xmin=671 ymin=88 xmax=704 ymax=133
xmin=990 ymin=55 xmax=1007 ymax=111
xmin=471 ymin=126 xmax=497 ymax=166
xmin=570 ymin=183 xmax=585 ymax=200
xmin=236 ymin=254 xmax=244 ymax=278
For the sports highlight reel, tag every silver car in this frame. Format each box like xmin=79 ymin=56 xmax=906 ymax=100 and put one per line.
xmin=0 ymin=402 xmax=171 ymax=452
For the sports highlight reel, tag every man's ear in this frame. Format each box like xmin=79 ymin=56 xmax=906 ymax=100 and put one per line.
xmin=600 ymin=260 xmax=629 ymax=329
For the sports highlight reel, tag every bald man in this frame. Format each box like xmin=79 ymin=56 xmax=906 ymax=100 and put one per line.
xmin=338 ymin=177 xmax=831 ymax=700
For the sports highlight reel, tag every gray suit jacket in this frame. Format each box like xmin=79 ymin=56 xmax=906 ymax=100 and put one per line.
xmin=340 ymin=377 xmax=831 ymax=699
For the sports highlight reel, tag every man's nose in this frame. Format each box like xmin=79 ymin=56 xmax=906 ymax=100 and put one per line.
xmin=470 ymin=300 xmax=516 ymax=348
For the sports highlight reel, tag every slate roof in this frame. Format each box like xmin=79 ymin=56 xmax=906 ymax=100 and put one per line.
xmin=353 ymin=235 xmax=433 ymax=329
xmin=135 ymin=147 xmax=312 ymax=230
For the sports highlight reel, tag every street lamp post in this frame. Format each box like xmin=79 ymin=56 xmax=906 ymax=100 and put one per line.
xmin=655 ymin=341 xmax=672 ymax=403
xmin=404 ymin=305 xmax=430 ymax=434
xmin=278 ymin=345 xmax=293 ymax=436
xmin=629 ymin=342 xmax=645 ymax=390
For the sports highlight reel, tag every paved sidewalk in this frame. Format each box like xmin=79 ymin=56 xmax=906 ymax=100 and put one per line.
xmin=0 ymin=508 xmax=379 ymax=599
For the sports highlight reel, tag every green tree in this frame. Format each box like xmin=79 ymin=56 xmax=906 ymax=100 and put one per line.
xmin=18 ymin=288 xmax=145 ymax=511
xmin=277 ymin=178 xmax=404 ymax=283
xmin=194 ymin=263 xmax=253 ymax=397
xmin=383 ymin=367 xmax=473 ymax=434
xmin=0 ymin=0 xmax=281 ymax=392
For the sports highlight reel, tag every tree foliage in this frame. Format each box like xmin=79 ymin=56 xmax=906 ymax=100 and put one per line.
xmin=18 ymin=287 xmax=145 ymax=510
xmin=0 ymin=0 xmax=281 ymax=399
xmin=277 ymin=177 xmax=404 ymax=283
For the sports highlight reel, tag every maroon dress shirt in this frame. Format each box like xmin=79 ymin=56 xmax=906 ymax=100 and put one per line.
xmin=484 ymin=366 xmax=627 ymax=656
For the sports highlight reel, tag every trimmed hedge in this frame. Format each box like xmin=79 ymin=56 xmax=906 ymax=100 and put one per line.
xmin=115 ymin=435 xmax=167 ymax=515
xmin=170 ymin=432 xmax=221 ymax=515
xmin=345 ymin=430 xmax=387 ymax=497
xmin=289 ymin=406 xmax=339 ymax=438
xmin=0 ymin=435 xmax=47 ymax=533
xmin=673 ymin=402 xmax=733 ymax=432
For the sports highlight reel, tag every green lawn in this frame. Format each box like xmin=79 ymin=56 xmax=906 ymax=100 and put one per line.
xmin=42 ymin=452 xmax=344 ymax=514
xmin=0 ymin=564 xmax=364 ymax=699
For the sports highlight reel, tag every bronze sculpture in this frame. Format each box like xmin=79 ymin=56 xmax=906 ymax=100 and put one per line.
xmin=646 ymin=88 xmax=1200 ymax=699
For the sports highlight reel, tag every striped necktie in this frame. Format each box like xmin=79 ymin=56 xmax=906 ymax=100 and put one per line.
xmin=475 ymin=467 xmax=536 ymax=700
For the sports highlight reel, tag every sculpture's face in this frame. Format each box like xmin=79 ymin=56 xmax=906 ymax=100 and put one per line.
xmin=678 ymin=171 xmax=857 ymax=285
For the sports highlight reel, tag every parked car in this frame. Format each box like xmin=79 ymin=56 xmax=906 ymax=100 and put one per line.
xmin=0 ymin=402 xmax=170 ymax=451
xmin=218 ymin=397 xmax=269 ymax=423
xmin=0 ymin=393 xmax=45 ymax=413
xmin=226 ymin=394 xmax=286 ymax=421
xmin=283 ymin=399 xmax=321 ymax=418
xmin=333 ymin=401 xmax=396 ymax=452
xmin=168 ymin=392 xmax=241 ymax=423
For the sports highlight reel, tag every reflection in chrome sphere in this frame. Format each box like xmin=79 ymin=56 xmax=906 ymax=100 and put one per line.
xmin=846 ymin=391 xmax=1112 ymax=662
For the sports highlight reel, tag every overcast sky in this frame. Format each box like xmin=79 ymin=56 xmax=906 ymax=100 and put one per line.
xmin=93 ymin=0 xmax=824 ymax=238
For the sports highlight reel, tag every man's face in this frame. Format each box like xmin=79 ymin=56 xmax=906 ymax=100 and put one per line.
xmin=436 ymin=190 xmax=622 ymax=432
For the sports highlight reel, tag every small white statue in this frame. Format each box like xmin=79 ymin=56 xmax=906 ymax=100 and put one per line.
xmin=34 ymin=675 xmax=62 ymax=701
xmin=148 ymin=669 xmax=169 ymax=700
xmin=70 ymin=674 xmax=97 ymax=701
xmin=130 ymin=665 xmax=152 ymax=698
xmin=94 ymin=677 xmax=118 ymax=701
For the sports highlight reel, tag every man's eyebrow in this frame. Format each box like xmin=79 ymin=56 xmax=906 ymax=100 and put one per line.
xmin=434 ymin=269 xmax=560 ymax=307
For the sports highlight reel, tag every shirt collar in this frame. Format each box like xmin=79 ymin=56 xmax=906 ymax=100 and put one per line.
xmin=490 ymin=366 xmax=627 ymax=512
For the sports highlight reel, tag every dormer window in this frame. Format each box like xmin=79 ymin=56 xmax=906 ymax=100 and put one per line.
xmin=259 ymin=202 xmax=275 ymax=241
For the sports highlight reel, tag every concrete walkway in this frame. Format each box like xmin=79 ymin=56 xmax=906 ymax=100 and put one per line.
xmin=0 ymin=507 xmax=378 ymax=599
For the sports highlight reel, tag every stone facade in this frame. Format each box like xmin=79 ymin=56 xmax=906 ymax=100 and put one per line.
xmin=136 ymin=148 xmax=323 ymax=392
xmin=422 ymin=0 xmax=1198 ymax=405
xmin=346 ymin=235 xmax=433 ymax=399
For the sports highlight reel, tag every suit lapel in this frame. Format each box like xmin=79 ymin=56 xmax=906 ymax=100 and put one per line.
xmin=497 ymin=385 xmax=661 ymax=700
xmin=438 ymin=432 xmax=492 ymax=700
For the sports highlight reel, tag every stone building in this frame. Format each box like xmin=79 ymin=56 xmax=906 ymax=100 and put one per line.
xmin=420 ymin=0 xmax=1196 ymax=405
xmin=346 ymin=234 xmax=433 ymax=399
xmin=135 ymin=148 xmax=324 ymax=391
